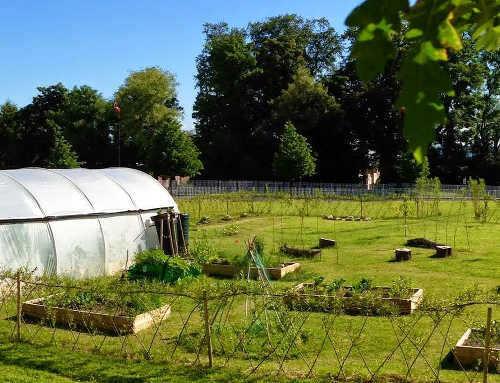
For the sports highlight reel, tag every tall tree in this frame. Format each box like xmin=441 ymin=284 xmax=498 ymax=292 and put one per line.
xmin=7 ymin=83 xmax=81 ymax=168
xmin=272 ymin=122 xmax=316 ymax=181
xmin=115 ymin=67 xmax=203 ymax=177
xmin=0 ymin=101 xmax=18 ymax=168
xmin=193 ymin=15 xmax=341 ymax=179
xmin=63 ymin=86 xmax=115 ymax=168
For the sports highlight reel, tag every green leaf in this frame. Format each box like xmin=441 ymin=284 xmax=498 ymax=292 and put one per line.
xmin=438 ymin=12 xmax=463 ymax=50
xmin=346 ymin=0 xmax=408 ymax=81
xmin=406 ymin=28 xmax=424 ymax=38
xmin=351 ymin=26 xmax=397 ymax=81
xmin=414 ymin=41 xmax=449 ymax=64
xmin=346 ymin=0 xmax=409 ymax=27
xmin=396 ymin=58 xmax=452 ymax=161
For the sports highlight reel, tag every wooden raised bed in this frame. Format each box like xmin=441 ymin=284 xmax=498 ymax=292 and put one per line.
xmin=203 ymin=261 xmax=301 ymax=280
xmin=454 ymin=329 xmax=500 ymax=367
xmin=202 ymin=263 xmax=241 ymax=278
xmin=280 ymin=245 xmax=321 ymax=258
xmin=22 ymin=297 xmax=171 ymax=334
xmin=249 ymin=262 xmax=301 ymax=280
xmin=286 ymin=282 xmax=423 ymax=315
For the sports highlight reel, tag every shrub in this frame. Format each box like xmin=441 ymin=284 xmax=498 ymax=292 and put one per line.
xmin=129 ymin=250 xmax=201 ymax=284
xmin=190 ymin=238 xmax=218 ymax=264
xmin=222 ymin=223 xmax=240 ymax=236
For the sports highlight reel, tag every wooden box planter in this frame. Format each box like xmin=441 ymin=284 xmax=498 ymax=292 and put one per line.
xmin=249 ymin=262 xmax=301 ymax=280
xmin=203 ymin=262 xmax=301 ymax=280
xmin=286 ymin=283 xmax=423 ymax=315
xmin=319 ymin=238 xmax=336 ymax=248
xmin=435 ymin=245 xmax=452 ymax=257
xmin=202 ymin=263 xmax=242 ymax=278
xmin=454 ymin=329 xmax=500 ymax=367
xmin=395 ymin=248 xmax=412 ymax=261
xmin=22 ymin=297 xmax=171 ymax=334
xmin=280 ymin=245 xmax=321 ymax=258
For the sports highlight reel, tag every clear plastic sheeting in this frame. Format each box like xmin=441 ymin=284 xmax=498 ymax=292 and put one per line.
xmin=53 ymin=168 xmax=136 ymax=213
xmin=141 ymin=212 xmax=160 ymax=250
xmin=99 ymin=214 xmax=147 ymax=275
xmin=0 ymin=167 xmax=175 ymax=278
xmin=3 ymin=168 xmax=93 ymax=217
xmin=0 ymin=173 xmax=45 ymax=220
xmin=100 ymin=168 xmax=178 ymax=212
xmin=0 ymin=222 xmax=56 ymax=274
xmin=50 ymin=218 xmax=105 ymax=278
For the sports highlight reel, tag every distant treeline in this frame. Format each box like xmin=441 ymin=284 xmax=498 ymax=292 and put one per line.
xmin=1 ymin=14 xmax=498 ymax=184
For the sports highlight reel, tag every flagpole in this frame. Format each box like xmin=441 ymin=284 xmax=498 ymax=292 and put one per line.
xmin=118 ymin=122 xmax=121 ymax=167
xmin=113 ymin=102 xmax=121 ymax=167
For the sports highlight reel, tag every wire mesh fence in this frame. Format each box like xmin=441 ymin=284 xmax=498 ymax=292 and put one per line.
xmin=177 ymin=193 xmax=500 ymax=228
xmin=1 ymin=271 xmax=500 ymax=382
xmin=168 ymin=180 xmax=500 ymax=199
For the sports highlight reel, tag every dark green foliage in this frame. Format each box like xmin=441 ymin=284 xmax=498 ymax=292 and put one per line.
xmin=128 ymin=250 xmax=201 ymax=284
xmin=272 ymin=122 xmax=316 ymax=181
xmin=43 ymin=277 xmax=167 ymax=317
xmin=346 ymin=0 xmax=500 ymax=162
xmin=352 ymin=278 xmax=372 ymax=293
xmin=193 ymin=16 xmax=341 ymax=180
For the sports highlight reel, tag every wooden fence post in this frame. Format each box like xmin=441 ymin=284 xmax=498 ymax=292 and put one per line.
xmin=16 ymin=271 xmax=21 ymax=342
xmin=203 ymin=291 xmax=213 ymax=368
xmin=483 ymin=307 xmax=492 ymax=383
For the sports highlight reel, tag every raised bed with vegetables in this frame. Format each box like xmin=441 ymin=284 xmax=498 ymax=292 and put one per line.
xmin=285 ymin=276 xmax=423 ymax=315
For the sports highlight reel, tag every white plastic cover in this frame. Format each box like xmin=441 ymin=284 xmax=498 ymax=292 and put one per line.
xmin=3 ymin=168 xmax=93 ymax=217
xmin=53 ymin=168 xmax=136 ymax=213
xmin=99 ymin=214 xmax=147 ymax=275
xmin=0 ymin=173 xmax=45 ymax=219
xmin=50 ymin=218 xmax=105 ymax=278
xmin=0 ymin=222 xmax=56 ymax=274
xmin=0 ymin=167 xmax=175 ymax=277
xmin=99 ymin=168 xmax=179 ymax=212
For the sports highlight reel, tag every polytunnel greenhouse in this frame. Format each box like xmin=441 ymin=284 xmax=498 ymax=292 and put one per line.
xmin=0 ymin=167 xmax=178 ymax=278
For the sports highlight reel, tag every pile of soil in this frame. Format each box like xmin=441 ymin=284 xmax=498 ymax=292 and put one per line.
xmin=405 ymin=238 xmax=444 ymax=249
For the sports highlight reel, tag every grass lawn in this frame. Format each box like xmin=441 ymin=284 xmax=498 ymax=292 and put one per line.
xmin=1 ymin=198 xmax=499 ymax=382
xmin=0 ymin=341 xmax=314 ymax=383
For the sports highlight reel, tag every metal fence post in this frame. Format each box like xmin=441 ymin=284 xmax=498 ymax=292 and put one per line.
xmin=203 ymin=291 xmax=213 ymax=367
xmin=483 ymin=307 xmax=492 ymax=383
xmin=16 ymin=271 xmax=21 ymax=342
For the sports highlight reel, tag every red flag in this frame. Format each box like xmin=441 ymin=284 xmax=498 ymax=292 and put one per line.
xmin=113 ymin=102 xmax=121 ymax=119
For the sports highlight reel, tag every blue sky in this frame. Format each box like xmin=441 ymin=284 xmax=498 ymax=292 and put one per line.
xmin=1 ymin=1 xmax=363 ymax=130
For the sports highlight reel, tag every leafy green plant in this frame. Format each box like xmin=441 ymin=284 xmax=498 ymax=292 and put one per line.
xmin=353 ymin=278 xmax=372 ymax=293
xmin=222 ymin=223 xmax=240 ymax=236
xmin=129 ymin=250 xmax=201 ymax=284
xmin=134 ymin=250 xmax=168 ymax=267
xmin=190 ymin=238 xmax=218 ymax=265
xmin=162 ymin=257 xmax=202 ymax=284
xmin=469 ymin=178 xmax=487 ymax=219
xmin=198 ymin=216 xmax=211 ymax=224
xmin=390 ymin=276 xmax=413 ymax=298
xmin=313 ymin=275 xmax=324 ymax=287
xmin=324 ymin=278 xmax=346 ymax=293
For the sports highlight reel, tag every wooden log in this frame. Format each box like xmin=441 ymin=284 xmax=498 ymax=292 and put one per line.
xmin=395 ymin=248 xmax=411 ymax=261
xmin=280 ymin=245 xmax=321 ymax=258
xmin=319 ymin=238 xmax=336 ymax=248
xmin=435 ymin=245 xmax=452 ymax=257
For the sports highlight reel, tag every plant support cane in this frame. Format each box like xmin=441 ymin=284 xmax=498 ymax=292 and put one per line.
xmin=483 ymin=307 xmax=492 ymax=383
xmin=203 ymin=291 xmax=213 ymax=367
xmin=16 ymin=271 xmax=21 ymax=342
